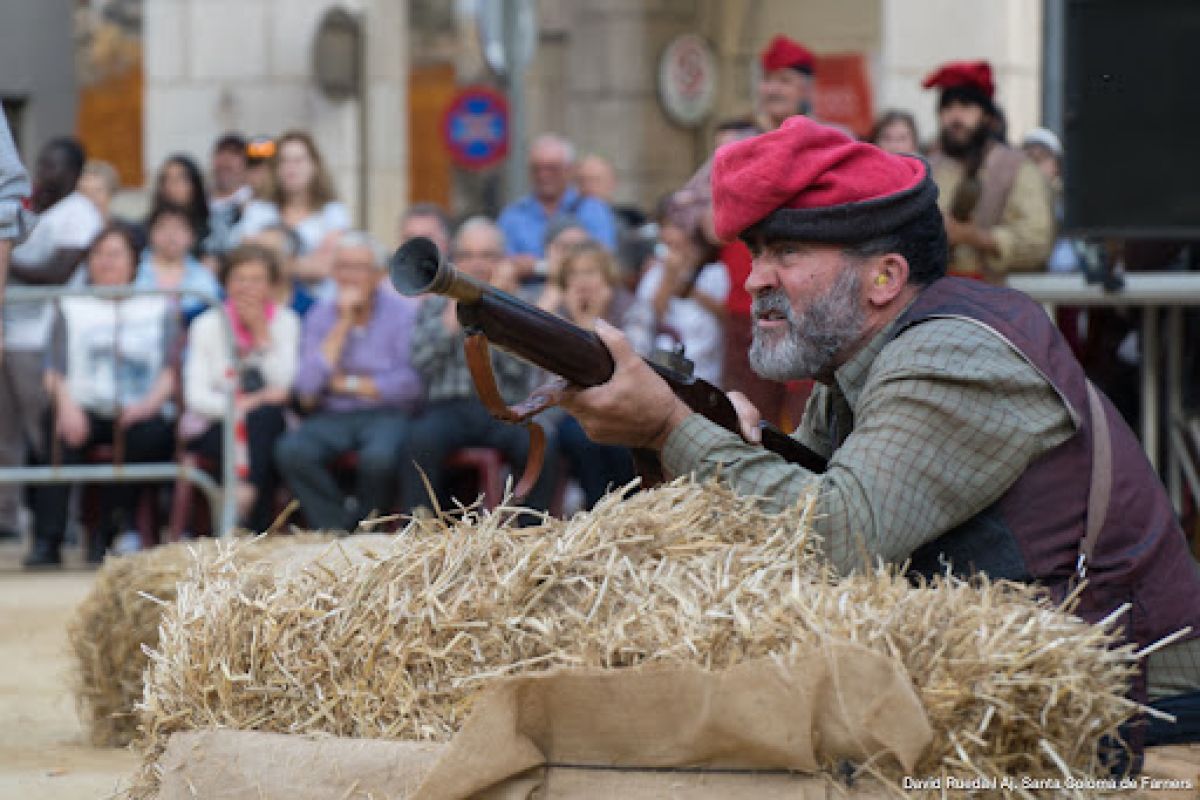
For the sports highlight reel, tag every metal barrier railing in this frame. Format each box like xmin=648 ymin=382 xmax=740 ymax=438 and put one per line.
xmin=1006 ymin=271 xmax=1200 ymax=513
xmin=1 ymin=285 xmax=237 ymax=537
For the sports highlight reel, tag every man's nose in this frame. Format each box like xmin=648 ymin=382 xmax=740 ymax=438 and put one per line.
xmin=745 ymin=256 xmax=779 ymax=296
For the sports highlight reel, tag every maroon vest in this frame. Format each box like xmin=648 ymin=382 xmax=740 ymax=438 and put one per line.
xmin=893 ymin=278 xmax=1200 ymax=659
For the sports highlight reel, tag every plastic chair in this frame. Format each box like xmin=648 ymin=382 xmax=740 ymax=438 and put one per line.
xmin=445 ymin=448 xmax=506 ymax=510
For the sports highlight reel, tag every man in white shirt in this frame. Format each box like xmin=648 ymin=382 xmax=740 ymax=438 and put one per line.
xmin=0 ymin=137 xmax=101 ymax=539
xmin=207 ymin=133 xmax=252 ymax=256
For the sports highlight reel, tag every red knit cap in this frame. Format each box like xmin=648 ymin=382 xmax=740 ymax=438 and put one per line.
xmin=711 ymin=115 xmax=936 ymax=242
xmin=760 ymin=35 xmax=815 ymax=75
xmin=921 ymin=60 xmax=995 ymax=99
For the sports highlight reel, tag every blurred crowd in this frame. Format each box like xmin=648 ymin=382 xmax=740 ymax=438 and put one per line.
xmin=1 ymin=36 xmax=1081 ymax=568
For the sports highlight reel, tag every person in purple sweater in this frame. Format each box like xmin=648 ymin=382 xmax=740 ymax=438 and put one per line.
xmin=275 ymin=232 xmax=421 ymax=530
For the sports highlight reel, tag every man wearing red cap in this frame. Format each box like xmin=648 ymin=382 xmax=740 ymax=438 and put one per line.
xmin=756 ymin=35 xmax=818 ymax=132
xmin=716 ymin=35 xmax=826 ymax=429
xmin=923 ymin=60 xmax=1053 ymax=280
xmin=563 ymin=115 xmax=1200 ymax=743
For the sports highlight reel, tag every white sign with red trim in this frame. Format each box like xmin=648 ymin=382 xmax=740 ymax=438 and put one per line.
xmin=658 ymin=34 xmax=717 ymax=128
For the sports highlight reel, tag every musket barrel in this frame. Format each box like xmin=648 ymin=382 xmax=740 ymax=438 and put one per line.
xmin=390 ymin=236 xmax=485 ymax=303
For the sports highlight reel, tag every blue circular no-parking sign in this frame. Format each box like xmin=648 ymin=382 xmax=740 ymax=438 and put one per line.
xmin=442 ymin=87 xmax=509 ymax=170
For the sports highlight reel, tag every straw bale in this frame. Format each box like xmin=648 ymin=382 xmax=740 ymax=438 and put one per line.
xmin=67 ymin=533 xmax=365 ymax=746
xmin=132 ymin=480 xmax=1148 ymax=798
xmin=779 ymin=570 xmax=1144 ymax=789
xmin=69 ymin=539 xmax=221 ymax=747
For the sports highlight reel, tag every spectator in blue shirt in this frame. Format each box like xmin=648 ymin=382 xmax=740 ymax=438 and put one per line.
xmin=135 ymin=202 xmax=220 ymax=325
xmin=497 ymin=134 xmax=617 ymax=280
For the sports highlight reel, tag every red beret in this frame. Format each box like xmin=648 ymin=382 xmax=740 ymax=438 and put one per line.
xmin=760 ymin=35 xmax=815 ymax=75
xmin=921 ymin=60 xmax=995 ymax=99
xmin=710 ymin=116 xmax=936 ymax=242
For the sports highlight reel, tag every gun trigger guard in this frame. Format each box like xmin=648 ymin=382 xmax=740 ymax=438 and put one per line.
xmin=463 ymin=333 xmax=550 ymax=501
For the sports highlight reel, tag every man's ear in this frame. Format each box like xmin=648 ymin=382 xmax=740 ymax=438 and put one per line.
xmin=865 ymin=253 xmax=911 ymax=307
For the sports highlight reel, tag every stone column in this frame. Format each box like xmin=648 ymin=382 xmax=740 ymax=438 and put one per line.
xmin=361 ymin=0 xmax=409 ymax=246
xmin=533 ymin=0 xmax=701 ymax=209
xmin=144 ymin=0 xmax=410 ymax=239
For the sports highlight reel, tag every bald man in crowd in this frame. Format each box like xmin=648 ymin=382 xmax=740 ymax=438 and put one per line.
xmin=577 ymin=154 xmax=617 ymax=204
xmin=498 ymin=134 xmax=617 ymax=280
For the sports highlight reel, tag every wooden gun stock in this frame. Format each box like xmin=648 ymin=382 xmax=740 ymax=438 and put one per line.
xmin=390 ymin=237 xmax=828 ymax=475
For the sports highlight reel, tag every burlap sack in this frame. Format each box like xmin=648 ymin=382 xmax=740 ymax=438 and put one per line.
xmin=415 ymin=640 xmax=930 ymax=799
xmin=151 ymin=641 xmax=928 ymax=799
xmin=155 ymin=729 xmax=445 ymax=800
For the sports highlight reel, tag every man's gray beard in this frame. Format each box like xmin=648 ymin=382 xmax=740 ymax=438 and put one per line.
xmin=748 ymin=267 xmax=865 ymax=381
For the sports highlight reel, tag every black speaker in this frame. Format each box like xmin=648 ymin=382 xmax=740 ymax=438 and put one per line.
xmin=1063 ymin=0 xmax=1200 ymax=238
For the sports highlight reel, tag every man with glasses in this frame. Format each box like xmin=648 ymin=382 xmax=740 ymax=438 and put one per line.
xmin=401 ymin=217 xmax=560 ymax=517
xmin=497 ymin=134 xmax=617 ymax=281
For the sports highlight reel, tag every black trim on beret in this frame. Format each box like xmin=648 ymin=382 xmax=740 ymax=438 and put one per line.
xmin=738 ymin=169 xmax=939 ymax=244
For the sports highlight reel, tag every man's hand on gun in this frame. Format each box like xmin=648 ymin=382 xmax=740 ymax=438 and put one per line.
xmin=563 ymin=321 xmax=768 ymax=452
xmin=561 ymin=320 xmax=691 ymax=451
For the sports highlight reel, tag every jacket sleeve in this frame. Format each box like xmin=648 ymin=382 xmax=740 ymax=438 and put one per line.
xmin=409 ymin=298 xmax=460 ymax=381
xmin=293 ymin=310 xmax=335 ymax=400
xmin=261 ymin=310 xmax=300 ymax=391
xmin=367 ymin=301 xmax=422 ymax=405
xmin=0 ymin=114 xmax=34 ymax=243
xmin=184 ymin=312 xmax=231 ymax=420
xmin=986 ymin=160 xmax=1056 ymax=274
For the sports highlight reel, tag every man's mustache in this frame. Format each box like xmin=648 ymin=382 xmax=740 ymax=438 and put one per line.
xmin=752 ymin=290 xmax=798 ymax=324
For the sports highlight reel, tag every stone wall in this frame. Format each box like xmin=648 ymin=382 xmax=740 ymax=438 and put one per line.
xmin=515 ymin=0 xmax=1040 ymax=211
xmin=542 ymin=0 xmax=703 ymax=208
xmin=143 ymin=0 xmax=407 ymax=243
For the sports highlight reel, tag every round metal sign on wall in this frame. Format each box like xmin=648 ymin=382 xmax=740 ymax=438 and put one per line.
xmin=658 ymin=33 xmax=717 ymax=128
xmin=313 ymin=8 xmax=362 ymax=101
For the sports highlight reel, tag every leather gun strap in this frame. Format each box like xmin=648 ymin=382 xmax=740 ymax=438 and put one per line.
xmin=464 ymin=333 xmax=546 ymax=500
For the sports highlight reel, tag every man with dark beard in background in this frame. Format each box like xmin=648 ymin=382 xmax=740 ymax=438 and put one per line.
xmin=924 ymin=61 xmax=1053 ymax=281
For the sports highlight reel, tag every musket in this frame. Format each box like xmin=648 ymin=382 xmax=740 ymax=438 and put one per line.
xmin=390 ymin=236 xmax=827 ymax=494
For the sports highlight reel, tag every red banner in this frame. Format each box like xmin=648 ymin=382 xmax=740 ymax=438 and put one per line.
xmin=813 ymin=53 xmax=874 ymax=139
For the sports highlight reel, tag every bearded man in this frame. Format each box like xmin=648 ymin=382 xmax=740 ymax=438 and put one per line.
xmin=562 ymin=115 xmax=1200 ymax=745
xmin=925 ymin=61 xmax=1054 ymax=281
